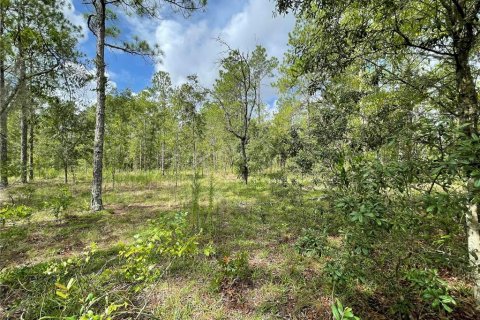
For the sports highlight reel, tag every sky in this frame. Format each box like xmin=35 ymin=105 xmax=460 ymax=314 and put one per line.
xmin=64 ymin=0 xmax=295 ymax=106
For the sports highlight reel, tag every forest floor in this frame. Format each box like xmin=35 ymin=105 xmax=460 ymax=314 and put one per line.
xmin=0 ymin=172 xmax=337 ymax=319
xmin=0 ymin=172 xmax=477 ymax=319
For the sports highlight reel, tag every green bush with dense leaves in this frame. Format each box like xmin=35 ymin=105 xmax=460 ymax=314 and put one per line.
xmin=45 ymin=187 xmax=73 ymax=220
xmin=119 ymin=212 xmax=200 ymax=284
xmin=0 ymin=204 xmax=34 ymax=226
xmin=294 ymin=228 xmax=326 ymax=257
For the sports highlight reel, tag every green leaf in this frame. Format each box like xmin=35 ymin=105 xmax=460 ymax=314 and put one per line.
xmin=55 ymin=282 xmax=67 ymax=291
xmin=336 ymin=299 xmax=344 ymax=312
xmin=86 ymin=293 xmax=94 ymax=302
xmin=344 ymin=308 xmax=354 ymax=317
xmin=442 ymin=303 xmax=453 ymax=313
xmin=66 ymin=278 xmax=75 ymax=290
xmin=331 ymin=304 xmax=341 ymax=320
xmin=55 ymin=290 xmax=68 ymax=299
xmin=475 ymin=179 xmax=480 ymax=188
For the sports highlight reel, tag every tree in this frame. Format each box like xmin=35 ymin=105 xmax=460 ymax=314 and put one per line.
xmin=269 ymin=97 xmax=302 ymax=169
xmin=39 ymin=99 xmax=93 ymax=184
xmin=0 ymin=0 xmax=79 ymax=187
xmin=150 ymin=71 xmax=174 ymax=175
xmin=103 ymin=91 xmax=132 ymax=187
xmin=172 ymin=75 xmax=206 ymax=172
xmin=212 ymin=45 xmax=277 ymax=183
xmin=277 ymin=0 xmax=480 ymax=305
xmin=85 ymin=0 xmax=206 ymax=211
xmin=201 ymin=101 xmax=235 ymax=173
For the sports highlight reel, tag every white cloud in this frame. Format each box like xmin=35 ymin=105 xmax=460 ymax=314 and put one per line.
xmin=62 ymin=0 xmax=89 ymax=43
xmin=126 ymin=0 xmax=295 ymax=102
xmin=63 ymin=0 xmax=294 ymax=103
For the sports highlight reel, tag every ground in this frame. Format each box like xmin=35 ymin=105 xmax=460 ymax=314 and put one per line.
xmin=0 ymin=172 xmax=337 ymax=319
xmin=0 ymin=171 xmax=477 ymax=319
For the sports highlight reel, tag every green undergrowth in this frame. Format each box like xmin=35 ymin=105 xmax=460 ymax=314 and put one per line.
xmin=0 ymin=171 xmax=477 ymax=319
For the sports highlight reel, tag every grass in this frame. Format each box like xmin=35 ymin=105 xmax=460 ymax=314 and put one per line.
xmin=0 ymin=170 xmax=476 ymax=319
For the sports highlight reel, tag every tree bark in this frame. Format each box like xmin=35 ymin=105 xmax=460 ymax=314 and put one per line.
xmin=20 ymin=102 xmax=28 ymax=183
xmin=112 ymin=167 xmax=115 ymax=190
xmin=64 ymin=160 xmax=68 ymax=184
xmin=240 ymin=138 xmax=248 ymax=184
xmin=175 ymin=131 xmax=179 ymax=188
xmin=0 ymin=4 xmax=7 ymax=189
xmin=455 ymin=64 xmax=480 ymax=293
xmin=453 ymin=15 xmax=480 ymax=305
xmin=19 ymin=57 xmax=27 ymax=184
xmin=91 ymin=0 xmax=106 ymax=211
xmin=18 ymin=4 xmax=27 ymax=184
xmin=467 ymin=199 xmax=480 ymax=301
xmin=223 ymin=154 xmax=227 ymax=175
xmin=71 ymin=165 xmax=76 ymax=184
xmin=28 ymin=112 xmax=34 ymax=181
xmin=161 ymin=139 xmax=165 ymax=175
xmin=0 ymin=111 xmax=7 ymax=188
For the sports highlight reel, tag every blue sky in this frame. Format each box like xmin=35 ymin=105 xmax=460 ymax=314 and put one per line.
xmin=65 ymin=0 xmax=295 ymax=105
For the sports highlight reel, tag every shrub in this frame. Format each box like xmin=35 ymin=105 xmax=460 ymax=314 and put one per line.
xmin=118 ymin=212 xmax=200 ymax=285
xmin=46 ymin=187 xmax=73 ymax=220
xmin=215 ymin=251 xmax=252 ymax=287
xmin=405 ymin=268 xmax=456 ymax=313
xmin=0 ymin=204 xmax=34 ymax=226
xmin=294 ymin=228 xmax=326 ymax=257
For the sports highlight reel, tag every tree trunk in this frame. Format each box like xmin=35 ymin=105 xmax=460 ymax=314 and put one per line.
xmin=240 ymin=138 xmax=248 ymax=184
xmin=112 ymin=167 xmax=115 ymax=190
xmin=192 ymin=124 xmax=197 ymax=172
xmin=212 ymin=152 xmax=216 ymax=172
xmin=20 ymin=100 xmax=28 ymax=184
xmin=467 ymin=198 xmax=480 ymax=300
xmin=17 ymin=8 xmax=27 ymax=184
xmin=455 ymin=51 xmax=479 ymax=135
xmin=0 ymin=5 xmax=6 ymax=188
xmin=161 ymin=139 xmax=165 ymax=175
xmin=64 ymin=160 xmax=68 ymax=184
xmin=0 ymin=111 xmax=7 ymax=188
xmin=91 ymin=0 xmax=106 ymax=211
xmin=454 ymin=25 xmax=480 ymax=304
xmin=28 ymin=113 xmax=34 ymax=181
xmin=140 ymin=136 xmax=144 ymax=170
xmin=174 ymin=130 xmax=179 ymax=188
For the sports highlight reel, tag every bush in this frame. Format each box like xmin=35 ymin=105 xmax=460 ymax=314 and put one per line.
xmin=212 ymin=251 xmax=252 ymax=291
xmin=405 ymin=268 xmax=456 ymax=313
xmin=118 ymin=212 xmax=200 ymax=285
xmin=219 ymin=251 xmax=251 ymax=281
xmin=294 ymin=228 xmax=326 ymax=257
xmin=45 ymin=187 xmax=73 ymax=220
xmin=0 ymin=204 xmax=34 ymax=226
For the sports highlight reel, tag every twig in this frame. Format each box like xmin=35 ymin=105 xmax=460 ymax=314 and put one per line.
xmin=135 ymin=301 xmax=148 ymax=320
